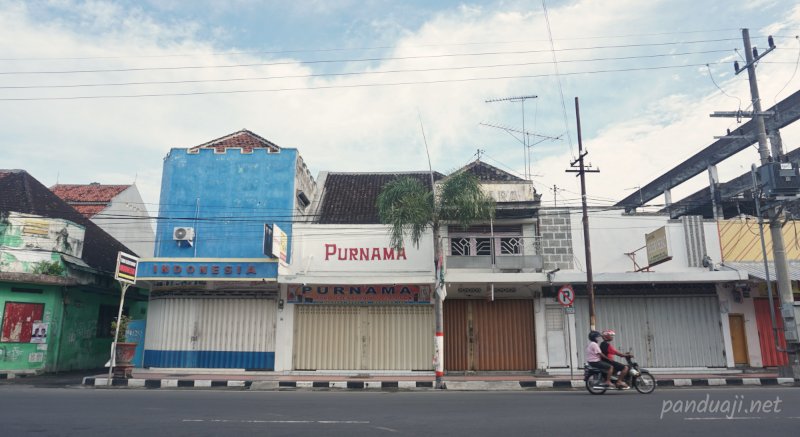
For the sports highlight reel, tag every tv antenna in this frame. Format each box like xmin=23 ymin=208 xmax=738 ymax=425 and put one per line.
xmin=484 ymin=94 xmax=542 ymax=180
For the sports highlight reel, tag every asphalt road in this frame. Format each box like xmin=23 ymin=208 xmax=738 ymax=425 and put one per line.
xmin=0 ymin=385 xmax=798 ymax=436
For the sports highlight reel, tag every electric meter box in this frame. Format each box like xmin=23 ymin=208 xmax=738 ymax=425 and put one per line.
xmin=758 ymin=161 xmax=800 ymax=197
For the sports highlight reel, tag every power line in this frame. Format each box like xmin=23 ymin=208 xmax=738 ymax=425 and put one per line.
xmin=0 ymin=49 xmax=733 ymax=90
xmin=0 ymin=31 xmax=745 ymax=62
xmin=0 ymin=38 xmax=740 ymax=76
xmin=0 ymin=62 xmax=714 ymax=101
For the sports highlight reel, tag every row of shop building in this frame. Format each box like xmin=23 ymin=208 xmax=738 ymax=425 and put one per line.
xmin=3 ymin=129 xmax=798 ymax=376
xmin=136 ymin=130 xmax=797 ymax=373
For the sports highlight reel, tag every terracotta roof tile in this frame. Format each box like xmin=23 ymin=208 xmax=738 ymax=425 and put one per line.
xmin=50 ymin=183 xmax=129 ymax=218
xmin=188 ymin=129 xmax=280 ymax=153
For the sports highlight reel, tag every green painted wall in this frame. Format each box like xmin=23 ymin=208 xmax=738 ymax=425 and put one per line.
xmin=0 ymin=282 xmax=61 ymax=372
xmin=1 ymin=281 xmax=149 ymax=373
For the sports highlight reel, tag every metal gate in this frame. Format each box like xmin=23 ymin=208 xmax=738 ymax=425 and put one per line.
xmin=144 ymin=297 xmax=277 ymax=369
xmin=293 ymin=305 xmax=433 ymax=370
xmin=754 ymin=298 xmax=788 ymax=367
xmin=575 ymin=295 xmax=725 ymax=368
xmin=444 ymin=299 xmax=536 ymax=371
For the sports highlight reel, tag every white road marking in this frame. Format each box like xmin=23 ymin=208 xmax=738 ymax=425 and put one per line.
xmin=374 ymin=426 xmax=399 ymax=432
xmin=684 ymin=417 xmax=762 ymax=420
xmin=182 ymin=419 xmax=369 ymax=424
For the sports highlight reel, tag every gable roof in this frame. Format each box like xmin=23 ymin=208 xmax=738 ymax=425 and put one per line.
xmin=50 ymin=183 xmax=130 ymax=218
xmin=449 ymin=160 xmax=525 ymax=182
xmin=188 ymin=129 xmax=281 ymax=153
xmin=0 ymin=169 xmax=135 ymax=271
xmin=319 ymin=172 xmax=444 ymax=224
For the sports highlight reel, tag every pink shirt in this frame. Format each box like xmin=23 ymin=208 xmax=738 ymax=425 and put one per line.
xmin=586 ymin=341 xmax=602 ymax=362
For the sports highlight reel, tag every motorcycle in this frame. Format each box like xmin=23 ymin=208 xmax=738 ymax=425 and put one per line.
xmin=583 ymin=355 xmax=656 ymax=395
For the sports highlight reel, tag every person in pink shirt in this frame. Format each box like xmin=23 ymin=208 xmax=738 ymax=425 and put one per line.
xmin=585 ymin=330 xmax=613 ymax=386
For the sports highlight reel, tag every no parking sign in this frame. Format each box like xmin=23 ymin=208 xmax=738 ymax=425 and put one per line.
xmin=557 ymin=284 xmax=575 ymax=307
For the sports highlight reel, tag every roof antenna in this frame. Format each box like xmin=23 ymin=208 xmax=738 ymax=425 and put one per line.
xmin=417 ymin=108 xmax=435 ymax=191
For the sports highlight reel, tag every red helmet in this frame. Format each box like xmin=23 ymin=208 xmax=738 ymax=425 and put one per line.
xmin=602 ymin=329 xmax=616 ymax=340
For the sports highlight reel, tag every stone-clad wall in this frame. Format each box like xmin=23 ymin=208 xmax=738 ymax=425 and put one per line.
xmin=539 ymin=209 xmax=574 ymax=270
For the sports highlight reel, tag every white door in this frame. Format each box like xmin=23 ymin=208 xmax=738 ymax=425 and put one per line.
xmin=545 ymin=305 xmax=568 ymax=367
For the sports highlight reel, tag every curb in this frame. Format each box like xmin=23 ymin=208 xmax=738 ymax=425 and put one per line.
xmin=81 ymin=376 xmax=799 ymax=390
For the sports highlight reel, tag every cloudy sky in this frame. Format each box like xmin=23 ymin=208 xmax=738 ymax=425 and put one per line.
xmin=2 ymin=0 xmax=799 ymax=215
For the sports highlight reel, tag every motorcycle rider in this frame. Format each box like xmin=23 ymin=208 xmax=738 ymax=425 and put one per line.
xmin=600 ymin=329 xmax=632 ymax=389
xmin=585 ymin=330 xmax=613 ymax=387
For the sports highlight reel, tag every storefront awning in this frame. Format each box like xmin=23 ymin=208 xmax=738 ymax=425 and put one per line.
xmin=722 ymin=261 xmax=800 ymax=281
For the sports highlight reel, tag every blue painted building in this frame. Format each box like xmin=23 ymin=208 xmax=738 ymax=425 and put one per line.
xmin=140 ymin=130 xmax=316 ymax=369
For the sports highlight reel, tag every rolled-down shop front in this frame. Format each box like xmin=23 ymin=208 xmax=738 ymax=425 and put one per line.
xmin=442 ymin=283 xmax=538 ymax=372
xmin=138 ymin=258 xmax=280 ymax=369
xmin=284 ymin=225 xmax=435 ymax=371
xmin=564 ymin=283 xmax=728 ymax=368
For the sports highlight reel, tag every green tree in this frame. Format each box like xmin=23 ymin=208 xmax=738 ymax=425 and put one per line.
xmin=377 ymin=170 xmax=494 ymax=388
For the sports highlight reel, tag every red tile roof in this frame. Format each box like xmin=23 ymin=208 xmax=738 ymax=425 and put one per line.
xmin=50 ymin=183 xmax=129 ymax=218
xmin=188 ymin=129 xmax=281 ymax=153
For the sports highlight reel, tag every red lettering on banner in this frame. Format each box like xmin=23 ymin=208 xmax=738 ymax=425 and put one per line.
xmin=173 ymin=265 xmax=182 ymax=274
xmin=224 ymin=266 xmax=232 ymax=274
xmin=187 ymin=266 xmax=195 ymax=274
xmin=236 ymin=266 xmax=241 ymax=274
xmin=371 ymin=248 xmax=380 ymax=260
xmin=322 ymin=243 xmax=410 ymax=261
xmin=211 ymin=266 xmax=219 ymax=274
xmin=325 ymin=244 xmax=336 ymax=260
xmin=246 ymin=265 xmax=256 ymax=274
xmin=349 ymin=248 xmax=358 ymax=260
xmin=200 ymin=266 xmax=207 ymax=274
xmin=398 ymin=249 xmax=407 ymax=260
xmin=161 ymin=265 xmax=169 ymax=273
xmin=359 ymin=248 xmax=369 ymax=260
xmin=383 ymin=248 xmax=395 ymax=260
xmin=153 ymin=265 xmax=158 ymax=273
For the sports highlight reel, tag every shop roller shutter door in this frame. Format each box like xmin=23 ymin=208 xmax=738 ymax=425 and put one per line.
xmin=575 ymin=296 xmax=725 ymax=368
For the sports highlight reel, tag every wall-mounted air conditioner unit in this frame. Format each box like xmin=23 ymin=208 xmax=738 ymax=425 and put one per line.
xmin=173 ymin=226 xmax=195 ymax=245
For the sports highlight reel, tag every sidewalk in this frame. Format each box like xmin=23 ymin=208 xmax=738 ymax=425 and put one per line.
xmin=80 ymin=368 xmax=799 ymax=390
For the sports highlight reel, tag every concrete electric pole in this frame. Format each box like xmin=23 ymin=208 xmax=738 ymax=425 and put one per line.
xmin=566 ymin=97 xmax=600 ymax=330
xmin=713 ymin=28 xmax=800 ymax=378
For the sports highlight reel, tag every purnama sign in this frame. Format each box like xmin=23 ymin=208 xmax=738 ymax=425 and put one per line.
xmin=115 ymin=252 xmax=139 ymax=284
xmin=287 ymin=284 xmax=432 ymax=304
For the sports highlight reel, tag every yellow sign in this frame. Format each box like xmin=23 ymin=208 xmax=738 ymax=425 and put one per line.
xmin=645 ymin=226 xmax=670 ymax=265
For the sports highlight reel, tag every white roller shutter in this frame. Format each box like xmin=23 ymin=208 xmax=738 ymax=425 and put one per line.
xmin=575 ymin=295 xmax=725 ymax=368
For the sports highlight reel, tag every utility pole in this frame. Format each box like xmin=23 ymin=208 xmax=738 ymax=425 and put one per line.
xmin=713 ymin=29 xmax=799 ymax=378
xmin=566 ymin=97 xmax=600 ymax=330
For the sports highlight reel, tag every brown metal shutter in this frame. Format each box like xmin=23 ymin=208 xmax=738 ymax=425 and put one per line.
xmin=474 ymin=300 xmax=535 ymax=370
xmin=444 ymin=300 xmax=469 ymax=371
xmin=444 ymin=300 xmax=536 ymax=371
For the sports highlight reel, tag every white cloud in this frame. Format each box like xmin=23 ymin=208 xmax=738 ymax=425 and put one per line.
xmin=1 ymin=0 xmax=798 ymax=220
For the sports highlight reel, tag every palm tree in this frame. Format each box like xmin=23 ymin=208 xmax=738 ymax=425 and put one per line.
xmin=377 ymin=169 xmax=495 ymax=388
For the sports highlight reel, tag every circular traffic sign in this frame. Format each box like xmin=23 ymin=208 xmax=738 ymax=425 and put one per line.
xmin=557 ymin=284 xmax=575 ymax=307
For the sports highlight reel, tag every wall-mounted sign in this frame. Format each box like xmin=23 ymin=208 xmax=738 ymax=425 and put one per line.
xmin=287 ymin=284 xmax=432 ymax=304
xmin=138 ymin=259 xmax=278 ymax=281
xmin=291 ymin=225 xmax=434 ymax=275
xmin=645 ymin=226 xmax=671 ymax=266
xmin=272 ymin=224 xmax=288 ymax=263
